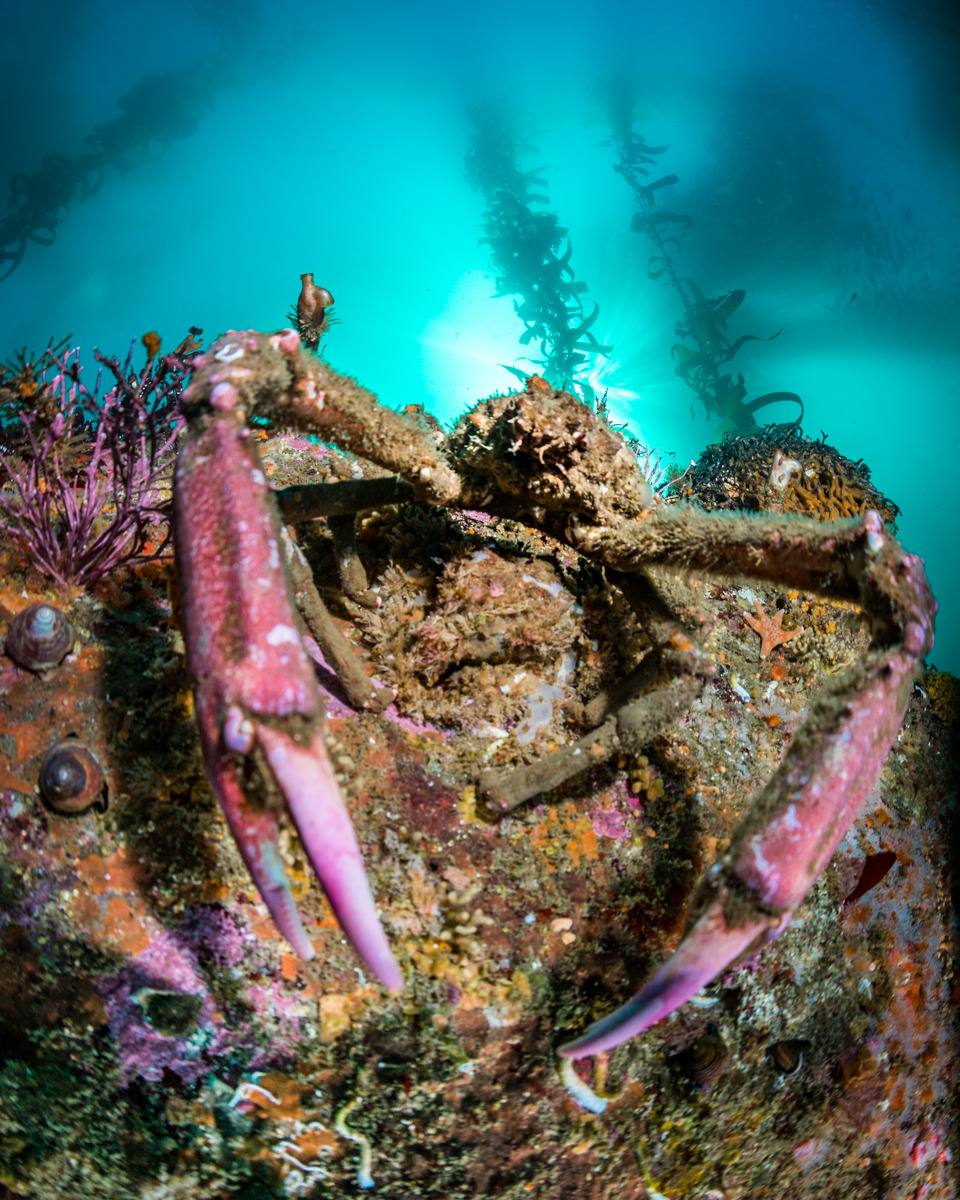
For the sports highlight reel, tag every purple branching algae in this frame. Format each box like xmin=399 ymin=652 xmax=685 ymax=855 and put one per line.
xmin=0 ymin=343 xmax=185 ymax=587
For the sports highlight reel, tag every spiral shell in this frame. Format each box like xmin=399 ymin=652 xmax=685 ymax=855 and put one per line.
xmin=682 ymin=1033 xmax=730 ymax=1086
xmin=39 ymin=738 xmax=104 ymax=815
xmin=768 ymin=1039 xmax=805 ymax=1074
xmin=5 ymin=604 xmax=74 ymax=674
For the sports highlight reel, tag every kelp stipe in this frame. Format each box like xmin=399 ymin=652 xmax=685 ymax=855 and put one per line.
xmin=598 ymin=78 xmax=802 ymax=436
xmin=465 ymin=103 xmax=611 ymax=407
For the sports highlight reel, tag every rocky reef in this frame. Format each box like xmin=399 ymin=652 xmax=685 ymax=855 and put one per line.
xmin=0 ymin=423 xmax=956 ymax=1200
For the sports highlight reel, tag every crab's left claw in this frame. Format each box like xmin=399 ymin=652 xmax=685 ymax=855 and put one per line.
xmin=193 ymin=691 xmax=402 ymax=988
xmin=559 ymin=893 xmax=774 ymax=1058
xmin=561 ymin=517 xmax=936 ymax=1058
xmin=194 ymin=690 xmax=318 ymax=962
xmin=174 ymin=368 xmax=401 ymax=989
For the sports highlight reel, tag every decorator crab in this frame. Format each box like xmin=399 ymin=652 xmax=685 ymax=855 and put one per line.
xmin=173 ymin=327 xmax=936 ymax=1059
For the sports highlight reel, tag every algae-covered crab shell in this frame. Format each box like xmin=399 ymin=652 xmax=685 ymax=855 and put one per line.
xmin=173 ymin=330 xmax=939 ymax=1069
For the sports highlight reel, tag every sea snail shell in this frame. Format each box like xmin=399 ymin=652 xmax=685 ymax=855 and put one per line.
xmin=39 ymin=738 xmax=105 ymax=815
xmin=682 ymin=1033 xmax=730 ymax=1086
xmin=768 ymin=1039 xmax=805 ymax=1074
xmin=4 ymin=603 xmax=74 ymax=674
xmin=297 ymin=272 xmax=334 ymax=323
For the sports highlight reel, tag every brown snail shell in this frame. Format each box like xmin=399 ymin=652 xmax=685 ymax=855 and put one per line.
xmin=39 ymin=738 xmax=104 ymax=815
xmin=5 ymin=603 xmax=74 ymax=674
xmin=297 ymin=272 xmax=334 ymax=323
xmin=682 ymin=1033 xmax=730 ymax=1086
xmin=768 ymin=1039 xmax=805 ymax=1074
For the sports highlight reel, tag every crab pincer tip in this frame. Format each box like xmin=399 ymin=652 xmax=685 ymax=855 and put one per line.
xmin=256 ymin=725 xmax=403 ymax=990
xmin=259 ymin=881 xmax=317 ymax=962
xmin=202 ymin=753 xmax=317 ymax=964
xmin=558 ymin=971 xmax=701 ymax=1059
xmin=559 ymin=902 xmax=771 ymax=1058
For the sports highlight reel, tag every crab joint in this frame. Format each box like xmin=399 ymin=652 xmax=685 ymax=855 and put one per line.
xmin=223 ymin=705 xmax=255 ymax=755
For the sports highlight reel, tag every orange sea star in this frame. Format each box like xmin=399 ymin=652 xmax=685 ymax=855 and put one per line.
xmin=743 ymin=600 xmax=803 ymax=657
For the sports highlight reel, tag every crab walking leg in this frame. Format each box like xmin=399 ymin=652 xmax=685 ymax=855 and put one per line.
xmin=561 ymin=524 xmax=936 ymax=1057
xmin=174 ymin=379 xmax=401 ymax=987
xmin=186 ymin=328 xmax=463 ymax=507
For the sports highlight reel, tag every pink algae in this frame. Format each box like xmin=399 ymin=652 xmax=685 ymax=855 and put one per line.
xmin=589 ymin=806 xmax=632 ymax=840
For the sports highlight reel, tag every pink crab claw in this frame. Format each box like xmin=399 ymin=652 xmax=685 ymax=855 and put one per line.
xmin=561 ymin=527 xmax=936 ymax=1059
xmin=559 ymin=896 xmax=776 ymax=1058
xmin=256 ymin=725 xmax=403 ymax=989
xmin=174 ymin=374 xmax=402 ymax=989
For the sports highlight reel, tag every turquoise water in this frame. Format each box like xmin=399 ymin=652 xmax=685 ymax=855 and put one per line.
xmin=1 ymin=0 xmax=957 ymax=674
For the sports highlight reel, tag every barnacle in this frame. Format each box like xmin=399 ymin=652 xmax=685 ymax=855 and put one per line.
xmin=679 ymin=1032 xmax=730 ymax=1086
xmin=768 ymin=1038 xmax=806 ymax=1074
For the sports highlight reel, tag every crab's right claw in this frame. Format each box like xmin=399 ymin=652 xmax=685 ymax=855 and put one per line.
xmin=559 ymin=896 xmax=773 ymax=1058
xmin=559 ymin=627 xmax=915 ymax=1057
xmin=256 ymin=724 xmax=404 ymax=989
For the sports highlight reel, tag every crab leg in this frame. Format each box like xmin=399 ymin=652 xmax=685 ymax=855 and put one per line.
xmin=173 ymin=377 xmax=401 ymax=988
xmin=446 ymin=386 xmax=939 ymax=1056
xmin=561 ymin=515 xmax=935 ymax=1056
xmin=480 ymin=568 xmax=712 ymax=813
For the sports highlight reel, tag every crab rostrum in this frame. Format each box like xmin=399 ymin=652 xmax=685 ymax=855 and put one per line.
xmin=173 ymin=329 xmax=936 ymax=1056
